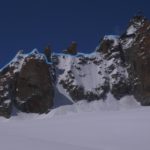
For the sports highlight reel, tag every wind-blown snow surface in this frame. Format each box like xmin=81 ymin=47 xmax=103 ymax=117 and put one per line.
xmin=0 ymin=95 xmax=150 ymax=150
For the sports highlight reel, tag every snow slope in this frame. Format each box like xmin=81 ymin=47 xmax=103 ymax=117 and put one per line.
xmin=0 ymin=95 xmax=150 ymax=150
xmin=54 ymin=51 xmax=128 ymax=101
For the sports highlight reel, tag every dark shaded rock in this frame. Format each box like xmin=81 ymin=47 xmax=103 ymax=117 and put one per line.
xmin=0 ymin=50 xmax=54 ymax=118
xmin=44 ymin=45 xmax=52 ymax=62
xmin=97 ymin=39 xmax=114 ymax=53
xmin=15 ymin=57 xmax=54 ymax=113
xmin=59 ymin=68 xmax=110 ymax=102
xmin=111 ymin=80 xmax=131 ymax=99
xmin=69 ymin=86 xmax=85 ymax=101
xmin=121 ymin=15 xmax=150 ymax=105
xmin=0 ymin=67 xmax=15 ymax=118
xmin=63 ymin=41 xmax=78 ymax=55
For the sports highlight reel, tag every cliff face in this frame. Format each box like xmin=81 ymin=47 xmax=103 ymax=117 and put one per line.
xmin=55 ymin=15 xmax=150 ymax=105
xmin=121 ymin=16 xmax=150 ymax=105
xmin=0 ymin=50 xmax=54 ymax=118
xmin=1 ymin=15 xmax=150 ymax=118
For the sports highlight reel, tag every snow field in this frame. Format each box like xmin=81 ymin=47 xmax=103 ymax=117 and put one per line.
xmin=0 ymin=95 xmax=149 ymax=150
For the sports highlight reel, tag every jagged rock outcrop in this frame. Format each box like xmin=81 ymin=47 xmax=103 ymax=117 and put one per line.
xmin=0 ymin=66 xmax=15 ymax=118
xmin=1 ymin=15 xmax=150 ymax=118
xmin=63 ymin=41 xmax=78 ymax=55
xmin=55 ymin=15 xmax=150 ymax=105
xmin=15 ymin=53 xmax=54 ymax=113
xmin=44 ymin=45 xmax=52 ymax=62
xmin=121 ymin=15 xmax=150 ymax=105
xmin=55 ymin=35 xmax=129 ymax=102
xmin=0 ymin=50 xmax=54 ymax=118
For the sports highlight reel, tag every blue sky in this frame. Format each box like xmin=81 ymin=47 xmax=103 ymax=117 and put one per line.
xmin=0 ymin=0 xmax=149 ymax=67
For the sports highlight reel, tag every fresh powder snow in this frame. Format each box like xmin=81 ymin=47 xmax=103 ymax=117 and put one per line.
xmin=0 ymin=95 xmax=150 ymax=150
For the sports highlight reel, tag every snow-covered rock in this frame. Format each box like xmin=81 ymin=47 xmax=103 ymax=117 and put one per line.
xmin=1 ymin=15 xmax=150 ymax=118
xmin=120 ymin=15 xmax=150 ymax=105
xmin=0 ymin=50 xmax=54 ymax=118
xmin=54 ymin=46 xmax=128 ymax=102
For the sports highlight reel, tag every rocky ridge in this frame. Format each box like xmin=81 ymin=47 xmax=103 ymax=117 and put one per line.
xmin=0 ymin=15 xmax=150 ymax=118
xmin=0 ymin=49 xmax=54 ymax=118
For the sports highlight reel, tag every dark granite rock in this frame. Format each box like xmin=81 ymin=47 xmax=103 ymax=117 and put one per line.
xmin=0 ymin=50 xmax=54 ymax=118
xmin=0 ymin=66 xmax=15 ymax=118
xmin=1 ymin=15 xmax=150 ymax=118
xmin=63 ymin=41 xmax=78 ymax=55
xmin=15 ymin=56 xmax=54 ymax=113
xmin=121 ymin=15 xmax=150 ymax=105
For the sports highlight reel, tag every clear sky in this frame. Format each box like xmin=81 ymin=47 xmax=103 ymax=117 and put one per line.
xmin=0 ymin=0 xmax=149 ymax=67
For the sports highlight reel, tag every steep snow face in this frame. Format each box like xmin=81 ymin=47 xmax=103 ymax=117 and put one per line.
xmin=120 ymin=17 xmax=150 ymax=106
xmin=54 ymin=49 xmax=128 ymax=102
xmin=56 ymin=52 xmax=105 ymax=92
